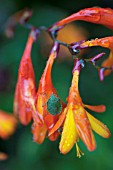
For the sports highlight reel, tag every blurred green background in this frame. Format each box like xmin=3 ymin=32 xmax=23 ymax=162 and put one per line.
xmin=0 ymin=0 xmax=113 ymax=170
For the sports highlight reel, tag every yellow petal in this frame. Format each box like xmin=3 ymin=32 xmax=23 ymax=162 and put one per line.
xmin=0 ymin=110 xmax=17 ymax=139
xmin=59 ymin=108 xmax=78 ymax=154
xmin=87 ymin=112 xmax=110 ymax=138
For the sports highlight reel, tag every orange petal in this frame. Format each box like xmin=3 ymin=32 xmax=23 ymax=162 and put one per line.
xmin=82 ymin=37 xmax=113 ymax=49
xmin=87 ymin=112 xmax=110 ymax=138
xmin=48 ymin=108 xmax=67 ymax=136
xmin=0 ymin=110 xmax=17 ymax=139
xmin=102 ymin=51 xmax=113 ymax=76
xmin=48 ymin=131 xmax=59 ymax=141
xmin=55 ymin=7 xmax=100 ymax=27
xmin=74 ymin=106 xmax=96 ymax=151
xmin=32 ymin=123 xmax=47 ymax=144
xmin=14 ymin=30 xmax=37 ymax=125
xmin=84 ymin=104 xmax=106 ymax=113
xmin=55 ymin=7 xmax=113 ymax=30
xmin=36 ymin=43 xmax=59 ymax=121
xmin=59 ymin=108 xmax=78 ymax=154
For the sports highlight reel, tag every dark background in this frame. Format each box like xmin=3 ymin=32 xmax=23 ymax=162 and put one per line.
xmin=0 ymin=0 xmax=113 ymax=170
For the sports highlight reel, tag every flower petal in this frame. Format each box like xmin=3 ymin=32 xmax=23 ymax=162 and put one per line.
xmin=74 ymin=106 xmax=96 ymax=151
xmin=59 ymin=108 xmax=78 ymax=154
xmin=44 ymin=113 xmax=59 ymax=141
xmin=53 ymin=7 xmax=113 ymax=30
xmin=48 ymin=131 xmax=59 ymax=141
xmin=84 ymin=104 xmax=106 ymax=113
xmin=14 ymin=30 xmax=37 ymax=125
xmin=102 ymin=51 xmax=113 ymax=76
xmin=32 ymin=123 xmax=47 ymax=144
xmin=36 ymin=43 xmax=59 ymax=121
xmin=48 ymin=108 xmax=67 ymax=136
xmin=87 ymin=112 xmax=110 ymax=138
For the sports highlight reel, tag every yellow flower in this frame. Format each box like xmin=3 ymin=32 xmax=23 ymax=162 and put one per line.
xmin=49 ymin=67 xmax=110 ymax=157
xmin=0 ymin=110 xmax=17 ymax=139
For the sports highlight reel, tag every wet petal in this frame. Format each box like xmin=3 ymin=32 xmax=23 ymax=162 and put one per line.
xmin=48 ymin=131 xmax=59 ymax=141
xmin=74 ymin=106 xmax=96 ymax=151
xmin=53 ymin=7 xmax=113 ymax=30
xmin=36 ymin=43 xmax=59 ymax=121
xmin=32 ymin=123 xmax=47 ymax=144
xmin=59 ymin=108 xmax=78 ymax=154
xmin=84 ymin=104 xmax=106 ymax=113
xmin=102 ymin=51 xmax=113 ymax=76
xmin=48 ymin=108 xmax=67 ymax=136
xmin=87 ymin=112 xmax=110 ymax=138
xmin=14 ymin=30 xmax=37 ymax=125
xmin=44 ymin=113 xmax=59 ymax=141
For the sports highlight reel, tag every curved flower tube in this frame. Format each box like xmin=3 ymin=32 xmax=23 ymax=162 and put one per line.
xmin=32 ymin=42 xmax=66 ymax=144
xmin=0 ymin=110 xmax=17 ymax=139
xmin=51 ymin=7 xmax=113 ymax=30
xmin=14 ymin=29 xmax=38 ymax=125
xmin=81 ymin=36 xmax=113 ymax=76
xmin=49 ymin=59 xmax=110 ymax=157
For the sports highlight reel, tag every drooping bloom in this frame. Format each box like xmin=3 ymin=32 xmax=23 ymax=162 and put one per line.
xmin=32 ymin=42 xmax=66 ymax=144
xmin=14 ymin=29 xmax=38 ymax=125
xmin=49 ymin=59 xmax=110 ymax=157
xmin=81 ymin=36 xmax=113 ymax=76
xmin=51 ymin=7 xmax=113 ymax=30
xmin=0 ymin=110 xmax=17 ymax=139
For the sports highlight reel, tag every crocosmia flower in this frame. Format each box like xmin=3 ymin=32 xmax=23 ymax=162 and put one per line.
xmin=52 ymin=7 xmax=113 ymax=30
xmin=81 ymin=36 xmax=113 ymax=76
xmin=0 ymin=110 xmax=17 ymax=139
xmin=5 ymin=8 xmax=32 ymax=38
xmin=49 ymin=59 xmax=110 ymax=157
xmin=32 ymin=42 xmax=65 ymax=143
xmin=14 ymin=29 xmax=38 ymax=125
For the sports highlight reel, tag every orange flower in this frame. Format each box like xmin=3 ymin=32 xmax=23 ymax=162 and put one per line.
xmin=0 ymin=110 xmax=17 ymax=139
xmin=52 ymin=7 xmax=113 ymax=30
xmin=81 ymin=36 xmax=113 ymax=76
xmin=5 ymin=8 xmax=32 ymax=38
xmin=0 ymin=152 xmax=8 ymax=161
xmin=49 ymin=59 xmax=110 ymax=157
xmin=32 ymin=42 xmax=65 ymax=144
xmin=14 ymin=29 xmax=38 ymax=125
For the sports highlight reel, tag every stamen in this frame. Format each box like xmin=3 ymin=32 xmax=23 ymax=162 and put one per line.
xmin=75 ymin=142 xmax=84 ymax=158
